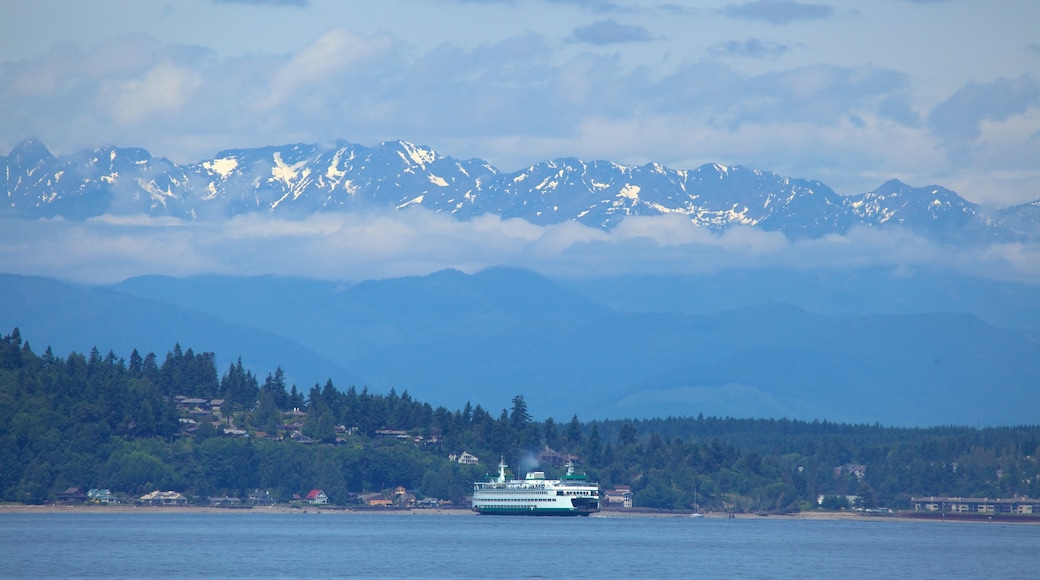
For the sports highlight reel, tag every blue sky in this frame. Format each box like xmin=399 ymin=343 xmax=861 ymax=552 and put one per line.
xmin=3 ymin=0 xmax=1039 ymax=207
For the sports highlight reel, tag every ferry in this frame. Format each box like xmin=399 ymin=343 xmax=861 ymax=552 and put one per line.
xmin=471 ymin=459 xmax=599 ymax=516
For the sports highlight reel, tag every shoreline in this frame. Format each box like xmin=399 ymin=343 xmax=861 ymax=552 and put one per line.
xmin=3 ymin=504 xmax=1037 ymax=523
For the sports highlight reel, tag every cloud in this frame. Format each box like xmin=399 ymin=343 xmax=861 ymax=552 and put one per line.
xmin=108 ymin=61 xmax=203 ymax=124
xmin=1 ymin=210 xmax=1036 ymax=286
xmin=721 ymin=1 xmax=833 ymax=24
xmin=709 ymin=37 xmax=790 ymax=58
xmin=256 ymin=28 xmax=397 ymax=110
xmin=927 ymin=75 xmax=1040 ymax=163
xmin=570 ymin=19 xmax=655 ymax=45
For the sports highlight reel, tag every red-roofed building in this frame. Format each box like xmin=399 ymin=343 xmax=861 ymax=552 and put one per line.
xmin=304 ymin=489 xmax=329 ymax=505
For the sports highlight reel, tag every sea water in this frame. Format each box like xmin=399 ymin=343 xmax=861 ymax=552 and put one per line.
xmin=1 ymin=512 xmax=1037 ymax=579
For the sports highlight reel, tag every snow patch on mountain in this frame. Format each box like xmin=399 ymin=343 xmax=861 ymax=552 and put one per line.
xmin=203 ymin=157 xmax=238 ymax=180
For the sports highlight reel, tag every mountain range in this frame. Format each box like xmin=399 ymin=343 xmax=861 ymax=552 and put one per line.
xmin=4 ymin=138 xmax=1039 ymax=241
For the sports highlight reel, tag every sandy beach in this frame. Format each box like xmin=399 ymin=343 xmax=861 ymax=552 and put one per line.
xmin=3 ymin=503 xmax=1038 ymax=525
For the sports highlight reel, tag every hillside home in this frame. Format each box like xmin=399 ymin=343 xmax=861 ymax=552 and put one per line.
xmin=451 ymin=451 xmax=479 ymax=465
xmin=538 ymin=445 xmax=580 ymax=467
xmin=176 ymin=397 xmax=210 ymax=410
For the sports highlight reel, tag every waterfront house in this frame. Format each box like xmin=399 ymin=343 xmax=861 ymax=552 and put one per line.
xmin=249 ymin=489 xmax=276 ymax=506
xmin=911 ymin=496 xmax=1040 ymax=515
xmin=305 ymin=489 xmax=329 ymax=505
xmin=58 ymin=487 xmax=87 ymax=503
xmin=87 ymin=488 xmax=116 ymax=504
xmin=139 ymin=491 xmax=188 ymax=506
xmin=604 ymin=486 xmax=633 ymax=508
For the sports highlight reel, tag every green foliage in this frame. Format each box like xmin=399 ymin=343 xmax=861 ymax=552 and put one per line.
xmin=1 ymin=327 xmax=1039 ymax=513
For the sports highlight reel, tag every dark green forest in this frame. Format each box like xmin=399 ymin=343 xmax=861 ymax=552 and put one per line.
xmin=2 ymin=328 xmax=1038 ymax=512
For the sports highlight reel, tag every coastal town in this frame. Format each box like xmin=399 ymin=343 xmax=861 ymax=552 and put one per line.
xmin=3 ymin=330 xmax=1038 ymax=520
xmin=46 ymin=394 xmax=1040 ymax=520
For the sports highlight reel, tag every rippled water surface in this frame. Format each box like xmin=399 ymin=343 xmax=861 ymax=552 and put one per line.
xmin=1 ymin=512 xmax=1037 ymax=579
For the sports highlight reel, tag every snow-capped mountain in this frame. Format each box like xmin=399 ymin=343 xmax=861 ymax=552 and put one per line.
xmin=3 ymin=138 xmax=1036 ymax=241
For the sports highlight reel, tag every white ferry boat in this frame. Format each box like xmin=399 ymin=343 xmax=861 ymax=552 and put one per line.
xmin=471 ymin=459 xmax=599 ymax=516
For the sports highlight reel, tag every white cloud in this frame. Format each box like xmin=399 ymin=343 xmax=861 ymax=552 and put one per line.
xmin=2 ymin=211 xmax=1036 ymax=285
xmin=109 ymin=61 xmax=203 ymax=125
xmin=256 ymin=28 xmax=396 ymax=110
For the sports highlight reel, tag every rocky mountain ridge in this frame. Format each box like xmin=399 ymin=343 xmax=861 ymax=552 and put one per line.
xmin=3 ymin=138 xmax=1037 ymax=241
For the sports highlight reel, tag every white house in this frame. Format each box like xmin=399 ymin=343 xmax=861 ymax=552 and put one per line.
xmin=305 ymin=489 xmax=329 ymax=505
xmin=452 ymin=451 xmax=479 ymax=465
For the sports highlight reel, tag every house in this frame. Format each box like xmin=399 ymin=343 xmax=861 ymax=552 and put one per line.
xmin=538 ymin=445 xmax=580 ymax=467
xmin=208 ymin=496 xmax=243 ymax=508
xmin=911 ymin=496 xmax=1040 ymax=515
xmin=358 ymin=493 xmax=392 ymax=507
xmin=834 ymin=463 xmax=867 ymax=481
xmin=450 ymin=451 xmax=479 ymax=465
xmin=249 ymin=489 xmax=276 ymax=506
xmin=394 ymin=491 xmax=417 ymax=508
xmin=139 ymin=491 xmax=189 ymax=505
xmin=58 ymin=487 xmax=87 ymax=503
xmin=87 ymin=488 xmax=116 ymax=504
xmin=604 ymin=486 xmax=633 ymax=508
xmin=177 ymin=397 xmax=210 ymax=410
xmin=304 ymin=489 xmax=329 ymax=505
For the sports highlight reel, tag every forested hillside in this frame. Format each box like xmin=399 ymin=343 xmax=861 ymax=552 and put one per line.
xmin=2 ymin=328 xmax=1038 ymax=512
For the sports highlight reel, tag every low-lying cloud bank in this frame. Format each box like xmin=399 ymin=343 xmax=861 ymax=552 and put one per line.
xmin=2 ymin=209 xmax=1038 ymax=285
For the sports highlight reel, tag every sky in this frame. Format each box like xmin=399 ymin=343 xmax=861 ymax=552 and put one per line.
xmin=2 ymin=0 xmax=1040 ymax=284
xmin=3 ymin=0 xmax=1039 ymax=205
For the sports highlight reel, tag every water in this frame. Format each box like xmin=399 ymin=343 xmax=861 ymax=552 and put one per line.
xmin=1 ymin=512 xmax=1037 ymax=579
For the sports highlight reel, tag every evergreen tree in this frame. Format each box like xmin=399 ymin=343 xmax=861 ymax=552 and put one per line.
xmin=565 ymin=414 xmax=583 ymax=450
xmin=583 ymin=422 xmax=602 ymax=465
xmin=618 ymin=422 xmax=638 ymax=446
xmin=510 ymin=395 xmax=531 ymax=430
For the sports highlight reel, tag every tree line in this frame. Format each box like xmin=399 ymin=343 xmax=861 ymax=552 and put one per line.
xmin=2 ymin=328 xmax=1038 ymax=512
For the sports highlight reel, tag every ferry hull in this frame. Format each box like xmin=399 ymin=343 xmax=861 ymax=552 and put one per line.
xmin=473 ymin=506 xmax=595 ymax=516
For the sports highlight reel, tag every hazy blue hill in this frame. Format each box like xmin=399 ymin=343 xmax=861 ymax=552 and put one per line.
xmin=0 ymin=274 xmax=359 ymax=390
xmin=604 ymin=311 xmax=1040 ymax=425
xmin=6 ymin=267 xmax=1038 ymax=425
xmin=559 ymin=267 xmax=1040 ymax=336
xmin=113 ymin=274 xmax=347 ymax=336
